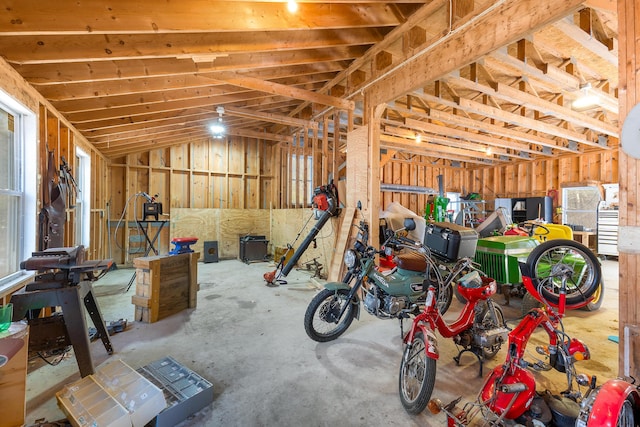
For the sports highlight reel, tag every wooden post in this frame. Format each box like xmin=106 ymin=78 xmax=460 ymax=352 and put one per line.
xmin=617 ymin=0 xmax=640 ymax=379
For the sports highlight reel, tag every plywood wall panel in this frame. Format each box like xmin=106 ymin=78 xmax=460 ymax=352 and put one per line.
xmin=211 ymin=175 xmax=226 ymax=208
xmin=245 ymin=177 xmax=258 ymax=209
xmin=218 ymin=209 xmax=270 ymax=259
xmin=228 ymin=139 xmax=244 ymax=175
xmin=150 ymin=170 xmax=169 ymax=209
xmin=150 ymin=148 xmax=169 ymax=168
xmin=171 ymin=144 xmax=190 ymax=170
xmin=191 ymin=173 xmax=208 ymax=208
xmin=192 ymin=139 xmax=210 ymax=171
xmin=246 ymin=139 xmax=259 ymax=175
xmin=270 ymin=209 xmax=337 ymax=270
xmin=170 ymin=171 xmax=189 ymax=208
xmin=211 ymin=141 xmax=226 ymax=173
xmin=170 ymin=208 xmax=220 ymax=256
xmin=228 ymin=176 xmax=244 ymax=209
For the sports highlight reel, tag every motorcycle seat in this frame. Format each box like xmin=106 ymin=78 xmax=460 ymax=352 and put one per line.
xmin=393 ymin=251 xmax=427 ymax=272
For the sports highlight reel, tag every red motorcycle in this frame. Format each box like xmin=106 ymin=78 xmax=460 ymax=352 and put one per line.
xmin=427 ymin=250 xmax=633 ymax=426
xmin=398 ymin=270 xmax=509 ymax=414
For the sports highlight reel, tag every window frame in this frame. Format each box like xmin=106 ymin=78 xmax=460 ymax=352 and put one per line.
xmin=0 ymin=89 xmax=37 ymax=289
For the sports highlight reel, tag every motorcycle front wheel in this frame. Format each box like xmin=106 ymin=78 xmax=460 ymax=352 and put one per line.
xmin=618 ymin=398 xmax=636 ymax=427
xmin=526 ymin=239 xmax=601 ymax=307
xmin=398 ymin=331 xmax=436 ymax=415
xmin=304 ymin=288 xmax=356 ymax=342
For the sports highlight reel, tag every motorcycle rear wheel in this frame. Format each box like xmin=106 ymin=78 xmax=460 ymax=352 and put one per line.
xmin=304 ymin=288 xmax=356 ymax=342
xmin=525 ymin=239 xmax=601 ymax=307
xmin=437 ymin=281 xmax=453 ymax=315
xmin=478 ymin=301 xmax=506 ymax=359
xmin=398 ymin=331 xmax=436 ymax=415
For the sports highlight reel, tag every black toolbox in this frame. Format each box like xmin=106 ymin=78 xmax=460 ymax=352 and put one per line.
xmin=424 ymin=222 xmax=479 ymax=262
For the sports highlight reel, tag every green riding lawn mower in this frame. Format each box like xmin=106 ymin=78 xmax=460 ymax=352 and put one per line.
xmin=471 ymin=234 xmax=604 ymax=315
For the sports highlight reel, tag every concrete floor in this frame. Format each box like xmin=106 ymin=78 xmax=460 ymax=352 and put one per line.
xmin=24 ymin=258 xmax=621 ymax=427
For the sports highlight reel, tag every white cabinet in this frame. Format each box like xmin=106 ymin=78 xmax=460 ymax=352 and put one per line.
xmin=597 ymin=202 xmax=619 ymax=256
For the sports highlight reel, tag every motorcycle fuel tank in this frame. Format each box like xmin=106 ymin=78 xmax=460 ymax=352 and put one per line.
xmin=369 ymin=268 xmax=426 ymax=298
xmin=480 ymin=364 xmax=536 ymax=420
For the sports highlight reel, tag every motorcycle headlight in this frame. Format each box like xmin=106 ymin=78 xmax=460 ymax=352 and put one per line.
xmin=344 ymin=249 xmax=357 ymax=268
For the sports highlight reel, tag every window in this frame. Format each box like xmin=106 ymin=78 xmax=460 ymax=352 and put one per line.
xmin=0 ymin=90 xmax=36 ymax=287
xmin=290 ymin=154 xmax=313 ymax=207
xmin=75 ymin=147 xmax=91 ymax=248
xmin=562 ymin=186 xmax=601 ymax=231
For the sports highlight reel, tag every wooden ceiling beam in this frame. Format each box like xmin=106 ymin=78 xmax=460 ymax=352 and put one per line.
xmin=40 ymin=69 xmax=340 ymax=101
xmin=0 ymin=28 xmax=385 ymax=64
xmin=100 ymin=125 xmax=291 ymax=158
xmin=401 ymin=119 xmax=535 ymax=159
xmin=289 ymin=0 xmax=451 ymax=117
xmin=224 ymin=105 xmax=318 ymax=129
xmin=455 ymin=96 xmax=603 ymax=148
xmin=64 ymin=92 xmax=272 ymax=123
xmin=489 ymin=48 xmax=580 ymax=92
xmin=443 ymin=75 xmax=619 ymax=137
xmin=203 ymin=71 xmax=355 ymax=110
xmin=14 ymin=46 xmax=367 ymax=84
xmin=583 ymin=0 xmax=616 ymax=13
xmin=71 ymin=95 xmax=292 ymax=131
xmin=553 ymin=16 xmax=618 ymax=65
xmin=0 ymin=2 xmax=409 ymax=34
xmin=53 ymin=80 xmax=327 ymax=114
xmin=86 ymin=113 xmax=219 ymax=142
xmin=95 ymin=125 xmax=292 ymax=148
xmin=370 ymin=0 xmax=585 ymax=105
xmin=380 ymin=134 xmax=494 ymax=166
xmin=407 ymin=92 xmax=582 ymax=152
xmin=386 ymin=101 xmax=565 ymax=154
xmin=385 ymin=124 xmax=514 ymax=159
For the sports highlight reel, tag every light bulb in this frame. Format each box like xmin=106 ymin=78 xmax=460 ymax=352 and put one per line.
xmin=287 ymin=0 xmax=298 ymax=13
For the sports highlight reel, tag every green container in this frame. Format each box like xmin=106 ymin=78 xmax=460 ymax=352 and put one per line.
xmin=474 ymin=236 xmax=538 ymax=284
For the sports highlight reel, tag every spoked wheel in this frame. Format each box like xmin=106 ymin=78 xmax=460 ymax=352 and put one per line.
xmin=618 ymin=398 xmax=636 ymax=427
xmin=526 ymin=239 xmax=601 ymax=306
xmin=398 ymin=331 xmax=437 ymax=415
xmin=304 ymin=288 xmax=356 ymax=342
xmin=424 ymin=268 xmax=454 ymax=314
xmin=437 ymin=282 xmax=453 ymax=315
xmin=478 ymin=301 xmax=506 ymax=359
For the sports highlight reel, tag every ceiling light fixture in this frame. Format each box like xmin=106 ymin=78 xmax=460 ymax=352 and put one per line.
xmin=572 ymin=82 xmax=600 ymax=110
xmin=415 ymin=133 xmax=422 ymax=143
xmin=287 ymin=0 xmax=298 ymax=13
xmin=210 ymin=106 xmax=226 ymax=139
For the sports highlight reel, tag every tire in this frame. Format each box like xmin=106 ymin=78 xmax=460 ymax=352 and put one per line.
xmin=478 ymin=301 xmax=506 ymax=359
xmin=422 ymin=269 xmax=454 ymax=314
xmin=583 ymin=279 xmax=604 ymax=311
xmin=521 ymin=292 xmax=543 ymax=316
xmin=304 ymin=288 xmax=356 ymax=342
xmin=454 ymin=285 xmax=467 ymax=304
xmin=437 ymin=281 xmax=453 ymax=315
xmin=525 ymin=239 xmax=601 ymax=307
xmin=398 ymin=331 xmax=437 ymax=415
xmin=618 ymin=398 xmax=635 ymax=427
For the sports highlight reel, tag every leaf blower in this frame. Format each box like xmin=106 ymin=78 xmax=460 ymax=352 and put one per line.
xmin=264 ymin=181 xmax=341 ymax=285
